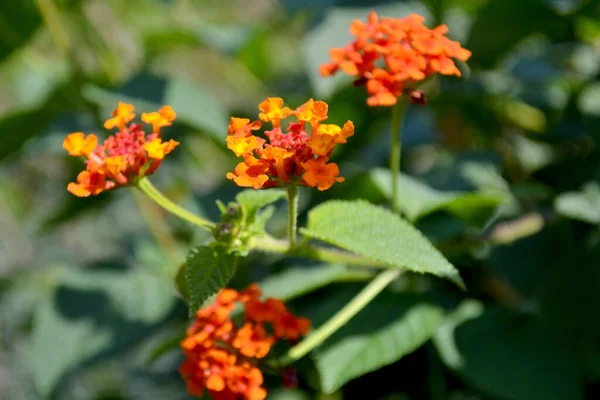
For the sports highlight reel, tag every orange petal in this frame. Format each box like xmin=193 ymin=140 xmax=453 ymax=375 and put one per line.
xmin=104 ymin=102 xmax=135 ymax=130
xmin=143 ymin=138 xmax=179 ymax=160
xmin=258 ymin=97 xmax=291 ymax=124
xmin=63 ymin=132 xmax=98 ymax=156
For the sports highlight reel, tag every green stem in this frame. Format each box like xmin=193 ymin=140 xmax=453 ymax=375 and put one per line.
xmin=286 ymin=185 xmax=299 ymax=250
xmin=390 ymin=99 xmax=409 ymax=214
xmin=132 ymin=180 xmax=391 ymax=270
xmin=279 ymin=268 xmax=401 ymax=365
xmin=136 ymin=177 xmax=215 ymax=231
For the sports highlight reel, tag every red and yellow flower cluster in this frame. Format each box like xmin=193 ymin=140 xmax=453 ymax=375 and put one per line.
xmin=226 ymin=97 xmax=354 ymax=191
xmin=320 ymin=12 xmax=472 ymax=106
xmin=179 ymin=284 xmax=311 ymax=400
xmin=63 ymin=102 xmax=179 ymax=197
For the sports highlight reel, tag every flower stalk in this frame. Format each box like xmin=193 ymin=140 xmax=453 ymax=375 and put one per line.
xmin=286 ymin=185 xmax=299 ymax=250
xmin=278 ymin=268 xmax=401 ymax=365
xmin=390 ymin=99 xmax=409 ymax=214
xmin=136 ymin=177 xmax=215 ymax=231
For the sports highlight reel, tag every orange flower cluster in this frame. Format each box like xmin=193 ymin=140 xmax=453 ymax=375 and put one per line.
xmin=320 ymin=12 xmax=472 ymax=106
xmin=226 ymin=97 xmax=354 ymax=191
xmin=63 ymin=102 xmax=178 ymax=197
xmin=179 ymin=284 xmax=311 ymax=400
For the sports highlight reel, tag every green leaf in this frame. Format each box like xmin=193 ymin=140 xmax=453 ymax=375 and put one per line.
xmin=186 ymin=246 xmax=237 ymax=315
xmin=300 ymin=200 xmax=464 ymax=288
xmin=174 ymin=261 xmax=188 ymax=301
xmin=444 ymin=193 xmax=508 ymax=227
xmin=164 ymin=76 xmax=228 ymax=139
xmin=146 ymin=333 xmax=186 ymax=365
xmin=311 ymin=291 xmax=443 ymax=394
xmin=466 ymin=0 xmax=568 ymax=67
xmin=29 ymin=264 xmax=176 ymax=396
xmin=541 ymin=244 xmax=600 ymax=380
xmin=259 ymin=264 xmax=350 ymax=301
xmin=433 ymin=301 xmax=584 ymax=400
xmin=236 ymin=189 xmax=286 ymax=229
xmin=369 ymin=168 xmax=506 ymax=225
xmin=555 ymin=181 xmax=600 ymax=224
xmin=229 ymin=264 xmax=355 ymax=320
xmin=109 ymin=270 xmax=177 ymax=324
xmin=31 ymin=301 xmax=112 ymax=396
xmin=254 ymin=205 xmax=276 ymax=233
xmin=579 ymin=81 xmax=600 ymax=116
xmin=0 ymin=1 xmax=41 ymax=62
xmin=0 ymin=85 xmax=71 ymax=161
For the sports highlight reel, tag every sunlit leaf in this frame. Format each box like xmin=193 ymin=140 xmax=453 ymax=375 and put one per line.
xmin=555 ymin=181 xmax=600 ymax=224
xmin=301 ymin=200 xmax=464 ymax=288
xmin=579 ymin=82 xmax=600 ymax=117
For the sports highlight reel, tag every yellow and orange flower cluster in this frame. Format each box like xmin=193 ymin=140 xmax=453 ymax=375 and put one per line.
xmin=320 ymin=12 xmax=472 ymax=106
xmin=179 ymin=284 xmax=311 ymax=400
xmin=63 ymin=102 xmax=178 ymax=197
xmin=226 ymin=97 xmax=354 ymax=191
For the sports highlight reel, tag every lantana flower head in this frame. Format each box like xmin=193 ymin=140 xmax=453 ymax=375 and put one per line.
xmin=226 ymin=97 xmax=354 ymax=191
xmin=179 ymin=284 xmax=311 ymax=400
xmin=63 ymin=102 xmax=178 ymax=197
xmin=320 ymin=12 xmax=472 ymax=106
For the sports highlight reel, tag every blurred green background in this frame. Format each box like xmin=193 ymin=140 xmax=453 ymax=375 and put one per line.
xmin=1 ymin=0 xmax=600 ymax=399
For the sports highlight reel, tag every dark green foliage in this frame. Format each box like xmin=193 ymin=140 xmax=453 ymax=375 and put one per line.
xmin=185 ymin=245 xmax=237 ymax=315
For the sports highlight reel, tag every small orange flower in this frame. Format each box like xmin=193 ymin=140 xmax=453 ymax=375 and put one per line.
xmin=274 ymin=313 xmax=312 ymax=341
xmin=141 ymin=105 xmax=177 ymax=134
xmin=104 ymin=101 xmax=135 ymax=130
xmin=301 ymin=157 xmax=344 ymax=191
xmin=226 ymin=156 xmax=270 ymax=190
xmin=245 ymin=298 xmax=287 ymax=323
xmin=143 ymin=138 xmax=179 ymax=160
xmin=227 ymin=118 xmax=262 ymax=137
xmin=226 ymin=97 xmax=353 ymax=190
xmin=232 ymin=323 xmax=274 ymax=358
xmin=62 ymin=132 xmax=98 ymax=156
xmin=180 ymin=284 xmax=311 ymax=400
xmin=320 ymin=11 xmax=471 ymax=106
xmin=226 ymin=135 xmax=264 ymax=158
xmin=295 ymin=99 xmax=328 ymax=125
xmin=63 ymin=103 xmax=179 ymax=197
xmin=258 ymin=97 xmax=291 ymax=127
xmin=66 ymin=170 xmax=108 ymax=197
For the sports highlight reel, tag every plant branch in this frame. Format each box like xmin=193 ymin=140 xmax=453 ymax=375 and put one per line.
xmin=390 ymin=99 xmax=409 ymax=214
xmin=278 ymin=268 xmax=401 ymax=365
xmin=286 ymin=185 xmax=299 ymax=250
xmin=136 ymin=180 xmax=388 ymax=270
xmin=136 ymin=177 xmax=215 ymax=231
